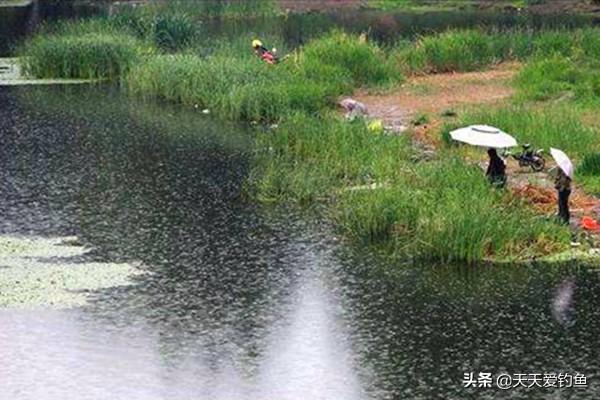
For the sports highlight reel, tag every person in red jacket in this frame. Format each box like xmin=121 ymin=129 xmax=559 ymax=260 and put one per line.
xmin=252 ymin=39 xmax=278 ymax=64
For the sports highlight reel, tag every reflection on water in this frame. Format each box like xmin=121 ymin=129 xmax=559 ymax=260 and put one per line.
xmin=0 ymin=267 xmax=364 ymax=400
xmin=552 ymin=278 xmax=577 ymax=328
xmin=2 ymin=86 xmax=600 ymax=399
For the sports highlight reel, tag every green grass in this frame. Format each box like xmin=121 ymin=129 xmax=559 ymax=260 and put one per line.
xmin=126 ymin=32 xmax=400 ymax=122
xmin=517 ymin=59 xmax=600 ymax=104
xmin=300 ymin=31 xmax=399 ymax=86
xmin=393 ymin=28 xmax=600 ymax=75
xmin=579 ymin=153 xmax=600 ymax=176
xmin=20 ymin=31 xmax=147 ymax=80
xmin=516 ymin=55 xmax=579 ymax=101
xmin=453 ymin=104 xmax=600 ymax=158
xmin=578 ymin=153 xmax=600 ymax=195
xmin=110 ymin=8 xmax=200 ymax=52
xmin=394 ymin=30 xmax=507 ymax=73
xmin=250 ymin=114 xmax=570 ymax=262
xmin=249 ymin=113 xmax=413 ymax=203
xmin=339 ymin=158 xmax=568 ymax=262
xmin=126 ymin=54 xmax=335 ymax=121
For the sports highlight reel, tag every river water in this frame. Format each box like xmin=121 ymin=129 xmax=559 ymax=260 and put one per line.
xmin=2 ymin=84 xmax=600 ymax=399
xmin=2 ymin=4 xmax=600 ymax=400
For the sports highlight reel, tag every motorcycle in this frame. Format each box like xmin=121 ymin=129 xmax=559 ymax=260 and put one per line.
xmin=505 ymin=144 xmax=545 ymax=172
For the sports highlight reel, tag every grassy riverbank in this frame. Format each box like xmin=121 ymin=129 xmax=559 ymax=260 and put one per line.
xmin=21 ymin=13 xmax=600 ymax=262
xmin=127 ymin=32 xmax=397 ymax=122
xmin=250 ymin=114 xmax=569 ymax=262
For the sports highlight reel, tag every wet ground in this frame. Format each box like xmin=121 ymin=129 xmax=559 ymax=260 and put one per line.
xmin=2 ymin=85 xmax=600 ymax=399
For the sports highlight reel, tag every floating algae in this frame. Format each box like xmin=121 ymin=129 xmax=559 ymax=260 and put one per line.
xmin=0 ymin=235 xmax=144 ymax=309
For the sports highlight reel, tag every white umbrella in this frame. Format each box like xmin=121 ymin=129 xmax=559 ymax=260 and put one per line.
xmin=550 ymin=148 xmax=574 ymax=178
xmin=449 ymin=125 xmax=518 ymax=149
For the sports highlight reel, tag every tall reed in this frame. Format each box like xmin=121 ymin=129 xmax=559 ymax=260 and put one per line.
xmin=21 ymin=32 xmax=146 ymax=80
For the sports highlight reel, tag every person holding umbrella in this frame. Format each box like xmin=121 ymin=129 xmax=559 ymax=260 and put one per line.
xmin=449 ymin=125 xmax=517 ymax=187
xmin=550 ymin=148 xmax=574 ymax=225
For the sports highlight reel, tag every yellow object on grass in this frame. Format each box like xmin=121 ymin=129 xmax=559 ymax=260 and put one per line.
xmin=252 ymin=39 xmax=263 ymax=49
xmin=368 ymin=119 xmax=384 ymax=134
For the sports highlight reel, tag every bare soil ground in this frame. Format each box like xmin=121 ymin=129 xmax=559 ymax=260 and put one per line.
xmin=355 ymin=62 xmax=517 ymax=142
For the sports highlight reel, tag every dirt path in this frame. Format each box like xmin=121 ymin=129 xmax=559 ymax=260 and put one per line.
xmin=355 ymin=63 xmax=517 ymax=138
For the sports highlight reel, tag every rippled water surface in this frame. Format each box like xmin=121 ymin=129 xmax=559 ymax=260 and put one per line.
xmin=2 ymin=86 xmax=600 ymax=399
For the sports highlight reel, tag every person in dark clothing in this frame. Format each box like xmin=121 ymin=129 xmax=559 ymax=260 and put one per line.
xmin=555 ymin=168 xmax=572 ymax=225
xmin=486 ymin=148 xmax=507 ymax=188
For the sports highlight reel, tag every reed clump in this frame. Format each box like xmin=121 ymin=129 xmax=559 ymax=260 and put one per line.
xmin=110 ymin=9 xmax=199 ymax=52
xmin=250 ymin=113 xmax=413 ymax=203
xmin=126 ymin=54 xmax=335 ymax=121
xmin=517 ymin=60 xmax=600 ymax=103
xmin=21 ymin=32 xmax=145 ymax=80
xmin=300 ymin=31 xmax=399 ymax=86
